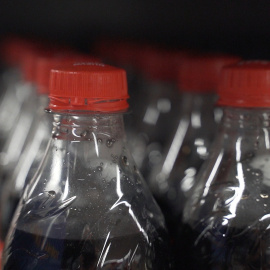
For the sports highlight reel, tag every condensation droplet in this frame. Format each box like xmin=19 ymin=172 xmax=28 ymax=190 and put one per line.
xmin=80 ymin=130 xmax=88 ymax=137
xmin=48 ymin=191 xmax=56 ymax=197
xmin=260 ymin=191 xmax=269 ymax=199
xmin=97 ymin=138 xmax=102 ymax=143
xmin=106 ymin=138 xmax=116 ymax=148
xmin=122 ymin=156 xmax=129 ymax=166
xmin=97 ymin=166 xmax=103 ymax=172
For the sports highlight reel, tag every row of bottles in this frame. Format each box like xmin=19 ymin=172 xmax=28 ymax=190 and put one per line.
xmin=0 ymin=35 xmax=270 ymax=269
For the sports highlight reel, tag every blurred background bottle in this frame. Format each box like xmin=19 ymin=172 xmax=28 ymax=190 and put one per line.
xmin=181 ymin=61 xmax=270 ymax=269
xmin=147 ymin=54 xmax=240 ymax=236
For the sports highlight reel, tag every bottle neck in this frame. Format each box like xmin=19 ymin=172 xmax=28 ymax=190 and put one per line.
xmin=51 ymin=112 xmax=126 ymax=142
xmin=222 ymin=107 xmax=270 ymax=130
xmin=179 ymin=91 xmax=217 ymax=113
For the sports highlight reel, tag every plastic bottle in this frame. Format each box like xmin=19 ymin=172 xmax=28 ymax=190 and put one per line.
xmin=2 ymin=63 xmax=171 ymax=269
xmin=0 ymin=53 xmax=101 ymax=240
xmin=128 ymin=47 xmax=189 ymax=175
xmin=0 ymin=37 xmax=40 ymax=149
xmin=180 ymin=61 xmax=270 ymax=269
xmin=147 ymin=54 xmax=240 ymax=234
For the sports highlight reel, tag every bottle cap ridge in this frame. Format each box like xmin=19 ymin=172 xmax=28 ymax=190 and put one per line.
xmin=36 ymin=55 xmax=100 ymax=95
xmin=218 ymin=61 xmax=270 ymax=107
xmin=49 ymin=63 xmax=129 ymax=112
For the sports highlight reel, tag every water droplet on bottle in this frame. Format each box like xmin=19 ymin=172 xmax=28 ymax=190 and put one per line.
xmin=260 ymin=191 xmax=269 ymax=199
xmin=241 ymin=191 xmax=250 ymax=200
xmin=80 ymin=130 xmax=88 ymax=137
xmin=45 ymin=108 xmax=52 ymax=113
xmin=100 ymin=162 xmax=103 ymax=166
xmin=122 ymin=156 xmax=129 ymax=166
xmin=48 ymin=191 xmax=56 ymax=197
xmin=97 ymin=138 xmax=102 ymax=143
xmin=106 ymin=138 xmax=116 ymax=148
xmin=97 ymin=166 xmax=102 ymax=172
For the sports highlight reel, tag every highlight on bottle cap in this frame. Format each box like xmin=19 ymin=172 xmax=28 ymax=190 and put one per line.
xmin=178 ymin=54 xmax=241 ymax=93
xmin=49 ymin=63 xmax=129 ymax=112
xmin=218 ymin=61 xmax=270 ymax=107
xmin=36 ymin=54 xmax=101 ymax=95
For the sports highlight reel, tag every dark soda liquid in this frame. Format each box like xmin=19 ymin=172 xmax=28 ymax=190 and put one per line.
xmin=4 ymin=228 xmax=170 ymax=270
xmin=177 ymin=222 xmax=270 ymax=270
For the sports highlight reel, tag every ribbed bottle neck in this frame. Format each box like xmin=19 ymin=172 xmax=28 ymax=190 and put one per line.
xmin=50 ymin=112 xmax=126 ymax=142
xmin=222 ymin=107 xmax=270 ymax=130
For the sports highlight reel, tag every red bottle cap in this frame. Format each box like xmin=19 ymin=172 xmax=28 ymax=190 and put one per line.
xmin=94 ymin=39 xmax=140 ymax=67
xmin=36 ymin=54 xmax=101 ymax=94
xmin=1 ymin=36 xmax=41 ymax=67
xmin=137 ymin=46 xmax=190 ymax=82
xmin=49 ymin=63 xmax=129 ymax=112
xmin=218 ymin=61 xmax=270 ymax=107
xmin=178 ymin=54 xmax=241 ymax=93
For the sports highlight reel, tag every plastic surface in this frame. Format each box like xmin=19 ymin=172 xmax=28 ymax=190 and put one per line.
xmin=180 ymin=108 xmax=270 ymax=269
xmin=49 ymin=64 xmax=129 ymax=111
xmin=1 ymin=95 xmax=51 ymax=239
xmin=36 ymin=55 xmax=101 ymax=94
xmin=3 ymin=113 xmax=171 ymax=269
xmin=218 ymin=61 xmax=270 ymax=107
xmin=178 ymin=54 xmax=241 ymax=92
xmin=127 ymin=80 xmax=181 ymax=176
xmin=147 ymin=92 xmax=219 ymax=232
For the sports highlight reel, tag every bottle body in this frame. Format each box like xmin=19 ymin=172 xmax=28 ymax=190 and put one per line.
xmin=180 ymin=108 xmax=270 ymax=269
xmin=1 ymin=95 xmax=51 ymax=239
xmin=148 ymin=92 xmax=218 ymax=231
xmin=3 ymin=113 xmax=171 ymax=269
xmin=127 ymin=80 xmax=181 ymax=176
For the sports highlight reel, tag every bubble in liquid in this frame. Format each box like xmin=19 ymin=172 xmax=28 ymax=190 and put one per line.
xmin=122 ymin=156 xmax=129 ymax=166
xmin=48 ymin=191 xmax=56 ymax=198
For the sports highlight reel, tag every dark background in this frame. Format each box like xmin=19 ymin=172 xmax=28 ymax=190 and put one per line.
xmin=0 ymin=0 xmax=270 ymax=59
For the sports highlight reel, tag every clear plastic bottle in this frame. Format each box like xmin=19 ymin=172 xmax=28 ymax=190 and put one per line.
xmin=0 ymin=37 xmax=41 ymax=149
xmin=180 ymin=61 xmax=270 ymax=269
xmin=3 ymin=63 xmax=171 ymax=269
xmin=0 ymin=48 xmax=42 ymax=183
xmin=147 ymin=55 xmax=240 ymax=234
xmin=0 ymin=53 xmax=101 ymax=241
xmin=127 ymin=46 xmax=189 ymax=175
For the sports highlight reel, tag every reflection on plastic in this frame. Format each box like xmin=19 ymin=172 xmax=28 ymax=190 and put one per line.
xmin=3 ymin=113 xmax=171 ymax=269
xmin=181 ymin=108 xmax=270 ymax=269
